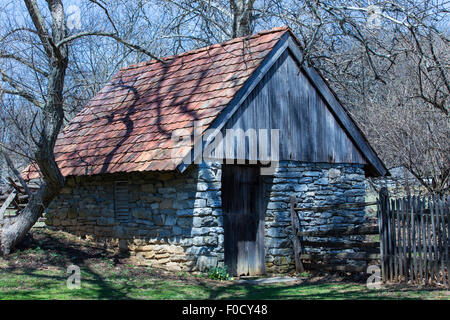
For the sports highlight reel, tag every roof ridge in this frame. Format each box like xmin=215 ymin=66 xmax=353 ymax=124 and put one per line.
xmin=120 ymin=26 xmax=290 ymax=72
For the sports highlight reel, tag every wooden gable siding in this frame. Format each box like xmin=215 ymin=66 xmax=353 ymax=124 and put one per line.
xmin=216 ymin=49 xmax=367 ymax=164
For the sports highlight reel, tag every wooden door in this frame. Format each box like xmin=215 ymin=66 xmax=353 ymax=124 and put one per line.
xmin=222 ymin=165 xmax=265 ymax=276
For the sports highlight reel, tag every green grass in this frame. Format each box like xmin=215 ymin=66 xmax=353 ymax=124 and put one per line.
xmin=0 ymin=266 xmax=448 ymax=300
xmin=0 ymin=229 xmax=448 ymax=300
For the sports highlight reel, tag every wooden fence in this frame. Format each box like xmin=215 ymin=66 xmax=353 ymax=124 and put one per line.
xmin=290 ymin=196 xmax=380 ymax=273
xmin=0 ymin=181 xmax=41 ymax=226
xmin=378 ymin=191 xmax=449 ymax=287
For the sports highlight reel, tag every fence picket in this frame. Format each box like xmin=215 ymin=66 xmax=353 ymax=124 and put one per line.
xmin=393 ymin=199 xmax=399 ymax=281
xmin=395 ymin=199 xmax=401 ymax=281
xmin=377 ymin=196 xmax=386 ymax=282
xmin=428 ymin=203 xmax=433 ymax=284
xmin=409 ymin=196 xmax=417 ymax=281
xmin=403 ymin=198 xmax=407 ymax=281
xmin=444 ymin=196 xmax=450 ymax=288
xmin=403 ymin=198 xmax=408 ymax=281
xmin=423 ymin=201 xmax=429 ymax=285
xmin=436 ymin=198 xmax=443 ymax=285
xmin=386 ymin=196 xmax=391 ymax=281
xmin=427 ymin=201 xmax=433 ymax=284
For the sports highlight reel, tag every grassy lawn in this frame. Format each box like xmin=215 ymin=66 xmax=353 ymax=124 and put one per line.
xmin=0 ymin=229 xmax=448 ymax=300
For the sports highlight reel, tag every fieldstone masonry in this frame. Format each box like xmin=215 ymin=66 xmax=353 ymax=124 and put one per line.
xmin=45 ymin=162 xmax=224 ymax=272
xmin=263 ymin=161 xmax=367 ymax=273
xmin=46 ymin=160 xmax=367 ymax=274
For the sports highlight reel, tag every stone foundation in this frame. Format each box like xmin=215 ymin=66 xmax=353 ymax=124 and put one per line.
xmin=45 ymin=162 xmax=224 ymax=271
xmin=46 ymin=161 xmax=367 ymax=274
xmin=263 ymin=161 xmax=367 ymax=273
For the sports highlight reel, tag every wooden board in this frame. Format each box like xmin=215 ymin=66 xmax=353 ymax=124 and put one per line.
xmin=0 ymin=191 xmax=17 ymax=222
xmin=222 ymin=165 xmax=265 ymax=276
xmin=114 ymin=181 xmax=130 ymax=222
xmin=217 ymin=50 xmax=368 ymax=165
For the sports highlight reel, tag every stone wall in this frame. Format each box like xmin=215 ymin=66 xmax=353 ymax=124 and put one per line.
xmin=45 ymin=162 xmax=224 ymax=272
xmin=46 ymin=160 xmax=368 ymax=275
xmin=262 ymin=161 xmax=367 ymax=273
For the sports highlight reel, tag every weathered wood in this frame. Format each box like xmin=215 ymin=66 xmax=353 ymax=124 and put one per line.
xmin=300 ymin=240 xmax=380 ymax=249
xmin=436 ymin=197 xmax=443 ymax=284
xmin=222 ymin=165 xmax=265 ymax=276
xmin=214 ymin=49 xmax=370 ymax=167
xmin=402 ymin=198 xmax=408 ymax=280
xmin=379 ymin=188 xmax=389 ymax=282
xmin=395 ymin=198 xmax=401 ymax=281
xmin=286 ymin=37 xmax=387 ymax=176
xmin=378 ymin=192 xmax=450 ymax=285
xmin=300 ymin=252 xmax=380 ymax=261
xmin=445 ymin=196 xmax=449 ymax=288
xmin=177 ymin=32 xmax=291 ymax=172
xmin=430 ymin=197 xmax=437 ymax=283
xmin=0 ymin=191 xmax=17 ymax=223
xmin=410 ymin=196 xmax=417 ymax=283
xmin=404 ymin=198 xmax=410 ymax=281
xmin=297 ymin=224 xmax=379 ymax=237
xmin=423 ymin=203 xmax=429 ymax=285
xmin=294 ymin=201 xmax=377 ymax=212
xmin=289 ymin=195 xmax=304 ymax=273
xmin=387 ymin=198 xmax=394 ymax=281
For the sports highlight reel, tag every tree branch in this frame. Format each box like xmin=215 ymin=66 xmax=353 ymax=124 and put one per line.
xmin=55 ymin=32 xmax=164 ymax=62
xmin=0 ymin=69 xmax=45 ymax=108
xmin=23 ymin=0 xmax=55 ymax=59
xmin=0 ymin=150 xmax=32 ymax=197
xmin=0 ymin=52 xmax=49 ymax=77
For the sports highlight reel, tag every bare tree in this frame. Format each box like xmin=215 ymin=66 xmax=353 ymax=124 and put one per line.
xmin=343 ymin=35 xmax=449 ymax=194
xmin=0 ymin=0 xmax=161 ymax=254
xmin=231 ymin=0 xmax=256 ymax=37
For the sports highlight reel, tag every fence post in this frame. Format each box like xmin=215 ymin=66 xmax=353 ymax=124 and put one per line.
xmin=290 ymin=195 xmax=304 ymax=273
xmin=378 ymin=187 xmax=389 ymax=282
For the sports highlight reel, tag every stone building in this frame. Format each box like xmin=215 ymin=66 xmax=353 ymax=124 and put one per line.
xmin=25 ymin=27 xmax=387 ymax=275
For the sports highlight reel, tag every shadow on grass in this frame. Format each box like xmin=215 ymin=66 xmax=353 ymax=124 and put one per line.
xmin=1 ymin=230 xmax=446 ymax=300
xmin=203 ymin=275 xmax=446 ymax=300
xmin=0 ymin=231 xmax=136 ymax=299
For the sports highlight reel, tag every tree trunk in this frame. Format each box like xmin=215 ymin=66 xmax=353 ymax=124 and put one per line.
xmin=231 ymin=0 xmax=255 ymax=38
xmin=0 ymin=0 xmax=68 ymax=255
xmin=0 ymin=181 xmax=59 ymax=255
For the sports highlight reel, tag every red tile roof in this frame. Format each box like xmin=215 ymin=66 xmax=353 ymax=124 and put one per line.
xmin=23 ymin=27 xmax=290 ymax=180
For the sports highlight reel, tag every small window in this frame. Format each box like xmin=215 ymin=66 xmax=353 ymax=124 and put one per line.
xmin=114 ymin=181 xmax=130 ymax=222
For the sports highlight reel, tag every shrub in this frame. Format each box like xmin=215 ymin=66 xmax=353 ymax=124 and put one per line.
xmin=207 ymin=266 xmax=232 ymax=281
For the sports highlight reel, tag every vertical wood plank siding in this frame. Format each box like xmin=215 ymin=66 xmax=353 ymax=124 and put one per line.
xmin=216 ymin=50 xmax=367 ymax=165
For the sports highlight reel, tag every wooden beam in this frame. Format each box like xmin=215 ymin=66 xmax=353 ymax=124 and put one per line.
xmin=294 ymin=201 xmax=377 ymax=212
xmin=297 ymin=224 xmax=379 ymax=237
xmin=0 ymin=190 xmax=17 ymax=223
xmin=301 ymin=240 xmax=380 ymax=249
xmin=290 ymin=195 xmax=304 ymax=273
xmin=300 ymin=252 xmax=381 ymax=261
